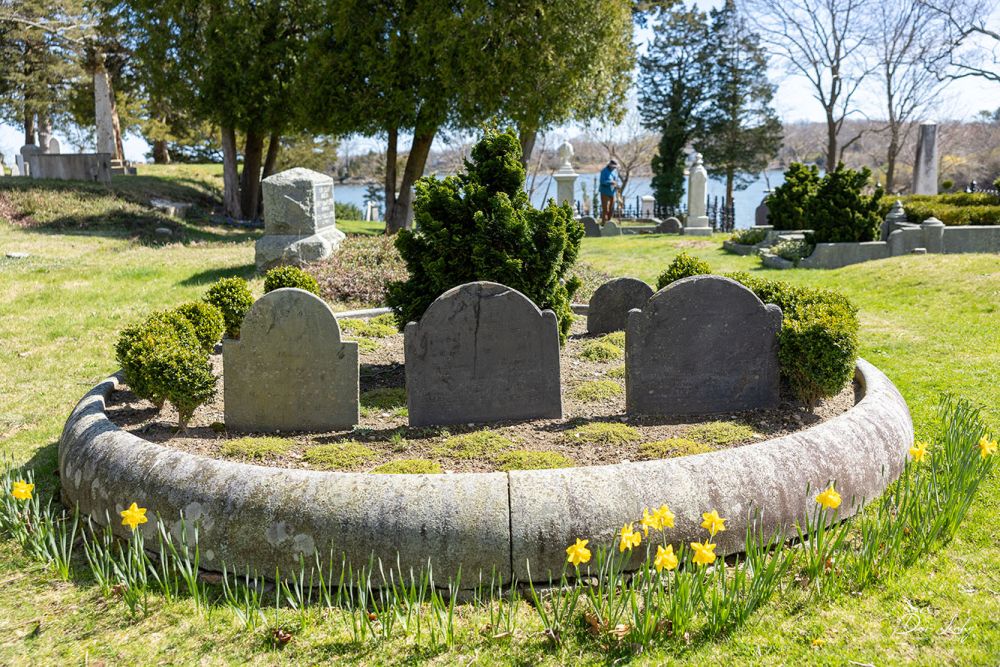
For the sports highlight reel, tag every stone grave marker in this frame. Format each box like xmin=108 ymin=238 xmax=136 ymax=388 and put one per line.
xmin=626 ymin=275 xmax=782 ymax=416
xmin=224 ymin=288 xmax=358 ymax=432
xmin=656 ymin=217 xmax=682 ymax=234
xmin=581 ymin=216 xmax=601 ymax=237
xmin=601 ymin=220 xmax=622 ymax=237
xmin=9 ymin=163 xmax=19 ymax=177
xmin=587 ymin=277 xmax=654 ymax=335
xmin=754 ymin=198 xmax=769 ymax=226
xmin=47 ymin=137 xmax=61 ymax=154
xmin=405 ymin=281 xmax=562 ymax=426
xmin=256 ymin=168 xmax=345 ymax=271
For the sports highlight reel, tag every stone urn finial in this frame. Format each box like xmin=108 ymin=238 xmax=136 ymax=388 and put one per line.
xmin=557 ymin=141 xmax=574 ymax=170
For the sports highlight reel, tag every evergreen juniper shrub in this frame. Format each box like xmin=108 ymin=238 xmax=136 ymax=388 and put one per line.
xmin=767 ymin=163 xmax=820 ymax=230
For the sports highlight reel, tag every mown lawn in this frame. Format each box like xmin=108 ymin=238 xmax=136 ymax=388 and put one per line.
xmin=0 ymin=174 xmax=998 ymax=664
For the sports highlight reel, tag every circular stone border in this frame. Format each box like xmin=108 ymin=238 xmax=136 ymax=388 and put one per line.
xmin=60 ymin=347 xmax=912 ymax=584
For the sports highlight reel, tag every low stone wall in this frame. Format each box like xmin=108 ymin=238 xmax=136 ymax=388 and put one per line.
xmin=60 ymin=357 xmax=911 ymax=584
xmin=28 ymin=153 xmax=112 ymax=184
xmin=799 ymin=242 xmax=891 ymax=269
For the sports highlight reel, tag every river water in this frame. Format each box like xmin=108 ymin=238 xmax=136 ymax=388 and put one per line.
xmin=333 ymin=169 xmax=787 ymax=229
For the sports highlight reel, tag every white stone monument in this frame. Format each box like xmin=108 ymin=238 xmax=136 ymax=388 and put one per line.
xmin=47 ymin=137 xmax=61 ymax=154
xmin=552 ymin=141 xmax=578 ymax=207
xmin=684 ymin=153 xmax=711 ymax=236
xmin=912 ymin=123 xmax=939 ymax=195
xmin=641 ymin=195 xmax=655 ymax=219
xmin=256 ymin=167 xmax=345 ymax=271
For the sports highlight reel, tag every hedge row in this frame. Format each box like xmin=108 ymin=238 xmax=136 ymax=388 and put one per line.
xmin=879 ymin=193 xmax=1000 ymax=226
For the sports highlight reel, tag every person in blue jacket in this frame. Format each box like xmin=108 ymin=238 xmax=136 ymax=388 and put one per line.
xmin=599 ymin=159 xmax=620 ymax=222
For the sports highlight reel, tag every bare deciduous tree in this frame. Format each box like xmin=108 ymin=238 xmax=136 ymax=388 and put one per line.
xmin=587 ymin=109 xmax=658 ymax=202
xmin=922 ymin=0 xmax=1000 ymax=83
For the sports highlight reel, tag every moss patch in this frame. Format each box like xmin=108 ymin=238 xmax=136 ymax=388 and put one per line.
xmin=579 ymin=339 xmax=624 ymax=362
xmin=601 ymin=331 xmax=626 ymax=348
xmin=432 ymin=430 xmax=514 ymax=459
xmin=303 ymin=441 xmax=376 ymax=470
xmin=639 ymin=438 xmax=713 ymax=460
xmin=360 ymin=387 xmax=408 ymax=418
xmin=339 ymin=314 xmax=398 ymax=338
xmin=219 ymin=436 xmax=294 ymax=460
xmin=565 ymin=422 xmax=641 ymax=445
xmin=353 ymin=337 xmax=379 ymax=353
xmin=606 ymin=364 xmax=625 ymax=379
xmin=570 ymin=380 xmax=623 ymax=402
xmin=495 ymin=450 xmax=575 ymax=471
xmin=371 ymin=458 xmax=443 ymax=474
xmin=685 ymin=421 xmax=759 ymax=446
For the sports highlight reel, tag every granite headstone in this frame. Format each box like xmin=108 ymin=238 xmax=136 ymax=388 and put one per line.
xmin=587 ymin=277 xmax=654 ymax=335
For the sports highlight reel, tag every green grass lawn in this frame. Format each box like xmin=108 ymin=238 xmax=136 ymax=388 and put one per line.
xmin=0 ymin=174 xmax=998 ymax=664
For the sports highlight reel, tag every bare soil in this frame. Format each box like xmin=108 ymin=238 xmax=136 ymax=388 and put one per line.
xmin=105 ymin=318 xmax=859 ymax=473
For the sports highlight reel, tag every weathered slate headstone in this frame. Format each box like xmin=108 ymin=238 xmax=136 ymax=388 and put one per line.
xmin=581 ymin=216 xmax=601 ymax=237
xmin=256 ymin=168 xmax=345 ymax=271
xmin=405 ymin=282 xmax=562 ymax=426
xmin=626 ymin=275 xmax=782 ymax=416
xmin=588 ymin=277 xmax=654 ymax=335
xmin=601 ymin=220 xmax=622 ymax=237
xmin=754 ymin=198 xmax=769 ymax=226
xmin=656 ymin=217 xmax=682 ymax=234
xmin=224 ymin=288 xmax=358 ymax=432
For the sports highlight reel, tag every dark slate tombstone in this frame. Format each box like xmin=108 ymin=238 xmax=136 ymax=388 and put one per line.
xmin=626 ymin=275 xmax=781 ymax=417
xmin=224 ymin=288 xmax=359 ymax=432
xmin=581 ymin=216 xmax=601 ymax=237
xmin=587 ymin=277 xmax=654 ymax=335
xmin=656 ymin=217 xmax=682 ymax=234
xmin=754 ymin=198 xmax=770 ymax=227
xmin=405 ymin=281 xmax=562 ymax=427
xmin=601 ymin=220 xmax=622 ymax=237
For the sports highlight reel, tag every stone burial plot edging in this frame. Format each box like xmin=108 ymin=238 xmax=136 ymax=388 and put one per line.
xmin=60 ymin=357 xmax=911 ymax=586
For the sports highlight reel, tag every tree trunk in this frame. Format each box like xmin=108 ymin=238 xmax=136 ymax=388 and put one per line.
xmin=726 ymin=167 xmax=735 ymax=209
xmin=383 ymin=127 xmax=399 ymax=233
xmin=37 ymin=114 xmax=52 ymax=151
xmin=262 ymin=131 xmax=281 ymax=179
xmin=518 ymin=125 xmax=538 ymax=171
xmin=385 ymin=130 xmax=435 ymax=235
xmin=24 ymin=108 xmax=35 ymax=145
xmin=239 ymin=130 xmax=265 ymax=221
xmin=825 ymin=110 xmax=838 ymax=172
xmin=110 ymin=90 xmax=125 ymax=162
xmin=885 ymin=128 xmax=899 ymax=193
xmin=221 ymin=127 xmax=242 ymax=219
xmin=152 ymin=139 xmax=170 ymax=165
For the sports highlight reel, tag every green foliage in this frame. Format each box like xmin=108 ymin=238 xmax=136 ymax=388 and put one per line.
xmin=203 ymin=277 xmax=254 ymax=339
xmin=303 ymin=442 xmax=376 ymax=470
xmin=432 ymin=430 xmax=514 ymax=460
xmin=602 ymin=331 xmax=626 ymax=348
xmin=579 ymin=340 xmax=624 ymax=362
xmin=772 ymin=238 xmax=815 ymax=264
xmin=494 ymin=450 xmax=576 ymax=471
xmin=221 ymin=437 xmax=295 ymax=460
xmin=115 ymin=310 xmax=200 ymax=407
xmin=941 ymin=179 xmax=954 ymax=191
xmin=339 ymin=314 xmax=398 ymax=338
xmin=263 ymin=266 xmax=320 ymax=296
xmin=371 ymin=459 xmax=443 ymax=474
xmin=172 ymin=302 xmax=225 ymax=352
xmin=386 ymin=129 xmax=583 ymax=341
xmin=606 ymin=364 xmax=626 ymax=379
xmin=728 ymin=227 xmax=767 ymax=245
xmin=880 ymin=192 xmax=1000 ymax=226
xmin=639 ymin=438 xmax=713 ymax=459
xmin=335 ymin=202 xmax=364 ymax=221
xmin=768 ymin=163 xmax=820 ymax=231
xmin=147 ymin=341 xmax=216 ymax=429
xmin=565 ymin=422 xmax=641 ymax=445
xmin=569 ymin=380 xmax=623 ymax=402
xmin=685 ymin=421 xmax=758 ymax=446
xmin=655 ymin=251 xmax=712 ymax=289
xmin=807 ymin=165 xmax=884 ymax=243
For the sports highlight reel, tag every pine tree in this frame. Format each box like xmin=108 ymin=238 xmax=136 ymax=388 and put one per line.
xmin=698 ymin=0 xmax=782 ymax=208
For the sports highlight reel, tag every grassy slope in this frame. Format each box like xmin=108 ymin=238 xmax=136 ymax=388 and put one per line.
xmin=0 ymin=175 xmax=998 ymax=664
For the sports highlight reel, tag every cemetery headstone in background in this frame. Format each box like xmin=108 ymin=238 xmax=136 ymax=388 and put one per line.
xmin=588 ymin=277 xmax=654 ymax=335
xmin=224 ymin=288 xmax=359 ymax=432
xmin=581 ymin=216 xmax=601 ymax=237
xmin=601 ymin=220 xmax=622 ymax=237
xmin=626 ymin=275 xmax=782 ymax=416
xmin=657 ymin=217 xmax=683 ymax=234
xmin=405 ymin=281 xmax=563 ymax=427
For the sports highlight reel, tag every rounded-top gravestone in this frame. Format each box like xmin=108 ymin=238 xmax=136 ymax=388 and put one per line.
xmin=581 ymin=216 xmax=601 ymax=237
xmin=587 ymin=277 xmax=654 ymax=335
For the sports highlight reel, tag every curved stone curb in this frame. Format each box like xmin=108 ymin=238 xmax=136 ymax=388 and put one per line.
xmin=60 ymin=359 xmax=911 ymax=584
xmin=508 ymin=358 xmax=912 ymax=580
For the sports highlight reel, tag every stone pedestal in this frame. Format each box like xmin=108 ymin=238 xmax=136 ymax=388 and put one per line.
xmin=882 ymin=200 xmax=908 ymax=241
xmin=684 ymin=153 xmax=712 ymax=236
xmin=552 ymin=141 xmax=577 ymax=207
xmin=921 ymin=217 xmax=946 ymax=253
xmin=256 ymin=168 xmax=345 ymax=272
xmin=912 ymin=123 xmax=939 ymax=195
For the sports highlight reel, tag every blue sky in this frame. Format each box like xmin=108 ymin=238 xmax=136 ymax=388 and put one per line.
xmin=3 ymin=1 xmax=1000 ymax=164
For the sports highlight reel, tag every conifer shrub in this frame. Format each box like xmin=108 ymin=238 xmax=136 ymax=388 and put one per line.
xmin=172 ymin=301 xmax=225 ymax=352
xmin=263 ymin=265 xmax=321 ymax=296
xmin=203 ymin=277 xmax=254 ymax=339
xmin=655 ymin=251 xmax=711 ymax=289
xmin=386 ymin=128 xmax=584 ymax=342
xmin=806 ymin=165 xmax=883 ymax=243
xmin=768 ymin=163 xmax=820 ymax=230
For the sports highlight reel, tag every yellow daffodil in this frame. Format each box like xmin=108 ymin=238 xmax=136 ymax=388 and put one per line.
xmin=690 ymin=541 xmax=717 ymax=566
xmin=979 ymin=436 xmax=997 ymax=459
xmin=619 ymin=523 xmax=641 ymax=553
xmin=815 ymin=485 xmax=842 ymax=510
xmin=654 ymin=504 xmax=675 ymax=529
xmin=566 ymin=538 xmax=591 ymax=566
xmin=11 ymin=480 xmax=34 ymax=501
xmin=654 ymin=544 xmax=678 ymax=572
xmin=640 ymin=508 xmax=659 ymax=535
xmin=909 ymin=441 xmax=929 ymax=463
xmin=812 ymin=638 xmax=825 ymax=647
xmin=120 ymin=502 xmax=148 ymax=531
xmin=700 ymin=510 xmax=726 ymax=537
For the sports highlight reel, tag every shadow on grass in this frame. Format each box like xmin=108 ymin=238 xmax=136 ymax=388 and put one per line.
xmin=179 ymin=263 xmax=257 ymax=286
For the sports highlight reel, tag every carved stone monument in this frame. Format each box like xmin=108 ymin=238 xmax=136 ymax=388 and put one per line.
xmin=587 ymin=277 xmax=654 ymax=335
xmin=912 ymin=123 xmax=939 ymax=195
xmin=684 ymin=153 xmax=711 ymax=236
xmin=552 ymin=141 xmax=578 ymax=207
xmin=626 ymin=275 xmax=782 ymax=416
xmin=224 ymin=288 xmax=359 ymax=432
xmin=405 ymin=282 xmax=563 ymax=427
xmin=256 ymin=168 xmax=345 ymax=272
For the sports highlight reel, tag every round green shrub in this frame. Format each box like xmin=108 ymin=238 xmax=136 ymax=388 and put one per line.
xmin=806 ymin=165 xmax=883 ymax=243
xmin=263 ymin=266 xmax=320 ymax=296
xmin=144 ymin=337 xmax=216 ymax=429
xmin=768 ymin=163 xmax=820 ymax=231
xmin=655 ymin=251 xmax=711 ymax=289
xmin=204 ymin=277 xmax=254 ymax=339
xmin=386 ymin=128 xmax=583 ymax=342
xmin=172 ymin=301 xmax=225 ymax=352
xmin=941 ymin=179 xmax=954 ymax=191
xmin=115 ymin=311 xmax=200 ymax=407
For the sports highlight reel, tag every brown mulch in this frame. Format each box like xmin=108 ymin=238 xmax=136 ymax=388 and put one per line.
xmin=105 ymin=318 xmax=858 ymax=473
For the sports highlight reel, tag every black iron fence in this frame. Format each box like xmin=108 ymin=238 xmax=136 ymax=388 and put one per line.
xmin=575 ymin=195 xmax=735 ymax=233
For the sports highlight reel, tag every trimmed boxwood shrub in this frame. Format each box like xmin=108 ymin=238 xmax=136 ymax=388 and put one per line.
xmin=172 ymin=301 xmax=225 ymax=352
xmin=204 ymin=277 xmax=254 ymax=339
xmin=386 ymin=128 xmax=583 ymax=342
xmin=768 ymin=163 xmax=820 ymax=231
xmin=878 ymin=192 xmax=1000 ymax=226
xmin=806 ymin=165 xmax=883 ymax=243
xmin=655 ymin=252 xmax=711 ymax=289
xmin=263 ymin=265 xmax=321 ymax=296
